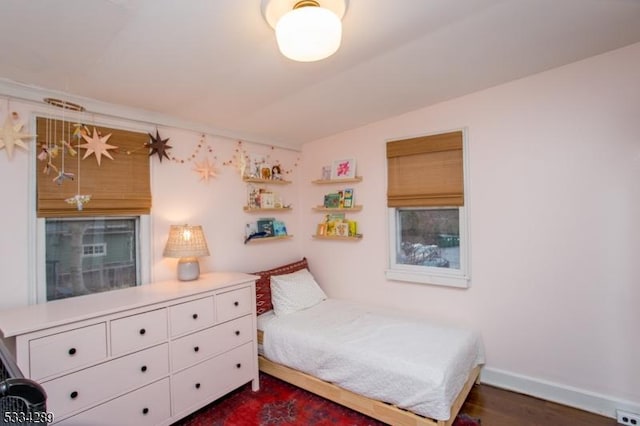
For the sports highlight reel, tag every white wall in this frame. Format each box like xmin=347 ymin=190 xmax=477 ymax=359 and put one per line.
xmin=0 ymin=101 xmax=303 ymax=309
xmin=1 ymin=40 xmax=638 ymax=419
xmin=300 ymin=42 xmax=640 ymax=416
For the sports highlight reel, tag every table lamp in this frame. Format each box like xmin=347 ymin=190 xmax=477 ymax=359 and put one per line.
xmin=163 ymin=224 xmax=210 ymax=281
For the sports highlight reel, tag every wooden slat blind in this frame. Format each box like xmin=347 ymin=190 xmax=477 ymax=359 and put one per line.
xmin=36 ymin=117 xmax=151 ymax=217
xmin=387 ymin=131 xmax=464 ymax=207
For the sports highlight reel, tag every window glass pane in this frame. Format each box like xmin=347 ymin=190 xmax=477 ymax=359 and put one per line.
xmin=45 ymin=218 xmax=138 ymax=301
xmin=397 ymin=208 xmax=460 ymax=269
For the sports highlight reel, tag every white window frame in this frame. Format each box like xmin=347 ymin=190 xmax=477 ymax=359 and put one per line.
xmin=385 ymin=128 xmax=471 ymax=288
xmin=82 ymin=243 xmax=107 ymax=258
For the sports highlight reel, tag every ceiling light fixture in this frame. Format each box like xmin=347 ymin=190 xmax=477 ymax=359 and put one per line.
xmin=262 ymin=0 xmax=348 ymax=62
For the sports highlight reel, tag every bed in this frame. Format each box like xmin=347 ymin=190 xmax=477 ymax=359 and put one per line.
xmin=251 ymin=259 xmax=484 ymax=426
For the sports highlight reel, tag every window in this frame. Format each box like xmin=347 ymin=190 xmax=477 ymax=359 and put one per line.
xmin=35 ymin=118 xmax=152 ymax=302
xmin=45 ymin=218 xmax=140 ymax=301
xmin=386 ymin=130 xmax=470 ymax=288
xmin=82 ymin=243 xmax=107 ymax=257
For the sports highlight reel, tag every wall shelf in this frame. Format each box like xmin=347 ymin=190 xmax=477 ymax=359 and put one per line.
xmin=312 ymin=235 xmax=363 ymax=241
xmin=245 ymin=235 xmax=294 ymax=244
xmin=312 ymin=205 xmax=362 ymax=213
xmin=243 ymin=177 xmax=291 ymax=185
xmin=311 ymin=176 xmax=363 ymax=185
xmin=244 ymin=206 xmax=292 ymax=212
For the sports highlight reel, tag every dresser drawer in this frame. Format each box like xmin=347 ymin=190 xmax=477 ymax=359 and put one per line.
xmin=171 ymin=342 xmax=254 ymax=416
xmin=111 ymin=308 xmax=168 ymax=356
xmin=30 ymin=323 xmax=107 ymax=381
xmin=216 ymin=287 xmax=252 ymax=323
xmin=170 ymin=296 xmax=214 ymax=337
xmin=57 ymin=378 xmax=171 ymax=426
xmin=44 ymin=343 xmax=169 ymax=420
xmin=171 ymin=315 xmax=253 ymax=371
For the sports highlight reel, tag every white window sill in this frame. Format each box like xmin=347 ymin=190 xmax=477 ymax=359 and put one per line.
xmin=385 ymin=269 xmax=470 ymax=289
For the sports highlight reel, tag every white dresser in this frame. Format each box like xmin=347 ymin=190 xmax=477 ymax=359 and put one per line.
xmin=0 ymin=272 xmax=259 ymax=425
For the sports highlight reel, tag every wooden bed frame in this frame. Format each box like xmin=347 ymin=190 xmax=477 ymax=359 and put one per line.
xmin=257 ymin=330 xmax=481 ymax=426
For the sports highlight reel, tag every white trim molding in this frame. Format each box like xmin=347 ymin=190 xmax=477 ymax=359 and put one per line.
xmin=481 ymin=366 xmax=640 ymax=419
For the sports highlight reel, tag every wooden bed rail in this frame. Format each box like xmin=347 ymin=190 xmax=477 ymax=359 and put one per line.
xmin=257 ymin=330 xmax=480 ymax=426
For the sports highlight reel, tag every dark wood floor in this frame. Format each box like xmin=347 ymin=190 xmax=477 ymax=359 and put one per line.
xmin=460 ymin=383 xmax=617 ymax=426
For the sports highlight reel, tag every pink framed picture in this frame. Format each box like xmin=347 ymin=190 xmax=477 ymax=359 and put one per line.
xmin=330 ymin=158 xmax=356 ymax=179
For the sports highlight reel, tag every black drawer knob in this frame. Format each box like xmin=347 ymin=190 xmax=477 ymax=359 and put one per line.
xmin=234 ymin=301 xmax=239 ymax=307
xmin=195 ymin=383 xmax=201 ymax=389
xmin=139 ymin=328 xmax=146 ymax=335
xmin=68 ymin=348 xmax=77 ymax=356
xmin=192 ymin=313 xmax=198 ymax=320
xmin=142 ymin=407 xmax=149 ymax=415
xmin=141 ymin=365 xmax=147 ymax=373
xmin=70 ymin=391 xmax=78 ymax=399
xmin=194 ymin=346 xmax=200 ymax=353
xmin=235 ymin=330 xmax=240 ymax=336
xmin=236 ymin=363 xmax=241 ymax=369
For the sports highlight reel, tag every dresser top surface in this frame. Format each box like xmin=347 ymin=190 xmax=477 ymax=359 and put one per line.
xmin=0 ymin=272 xmax=257 ymax=338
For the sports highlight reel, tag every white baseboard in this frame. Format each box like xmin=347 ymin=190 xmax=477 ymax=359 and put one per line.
xmin=480 ymin=367 xmax=640 ymax=419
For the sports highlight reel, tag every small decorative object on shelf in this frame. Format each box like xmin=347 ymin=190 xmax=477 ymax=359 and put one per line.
xmin=246 ymin=185 xmax=290 ymax=210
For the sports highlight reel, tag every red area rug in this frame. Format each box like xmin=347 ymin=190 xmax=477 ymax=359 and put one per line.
xmin=174 ymin=372 xmax=480 ymax=426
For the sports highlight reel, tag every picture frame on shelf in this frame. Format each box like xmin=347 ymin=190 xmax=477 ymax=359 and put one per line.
xmin=331 ymin=158 xmax=356 ymax=180
xmin=260 ymin=192 xmax=275 ymax=208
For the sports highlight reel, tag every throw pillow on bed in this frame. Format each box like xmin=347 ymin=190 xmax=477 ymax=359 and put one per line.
xmin=251 ymin=258 xmax=308 ymax=315
xmin=270 ymin=268 xmax=327 ymax=316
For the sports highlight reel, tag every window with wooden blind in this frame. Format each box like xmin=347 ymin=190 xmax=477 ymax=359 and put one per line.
xmin=36 ymin=117 xmax=151 ymax=217
xmin=386 ymin=130 xmax=470 ymax=288
xmin=35 ymin=117 xmax=151 ymax=302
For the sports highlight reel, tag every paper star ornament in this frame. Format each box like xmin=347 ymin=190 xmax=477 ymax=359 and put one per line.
xmin=146 ymin=130 xmax=172 ymax=162
xmin=79 ymin=128 xmax=117 ymax=166
xmin=193 ymin=158 xmax=217 ymax=182
xmin=0 ymin=117 xmax=35 ymax=159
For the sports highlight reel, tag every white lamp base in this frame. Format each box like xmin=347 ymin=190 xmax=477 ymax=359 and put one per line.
xmin=177 ymin=257 xmax=200 ymax=281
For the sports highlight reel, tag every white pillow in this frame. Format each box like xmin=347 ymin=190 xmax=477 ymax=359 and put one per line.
xmin=270 ymin=268 xmax=327 ymax=316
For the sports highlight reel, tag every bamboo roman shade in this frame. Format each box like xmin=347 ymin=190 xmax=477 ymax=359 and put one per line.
xmin=36 ymin=117 xmax=151 ymax=217
xmin=387 ymin=130 xmax=464 ymax=207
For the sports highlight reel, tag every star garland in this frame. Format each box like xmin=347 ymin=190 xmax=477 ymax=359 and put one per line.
xmin=79 ymin=127 xmax=117 ymax=166
xmin=146 ymin=130 xmax=172 ymax=162
xmin=0 ymin=112 xmax=35 ymax=159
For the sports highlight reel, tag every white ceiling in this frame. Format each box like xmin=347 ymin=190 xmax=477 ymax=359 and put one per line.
xmin=1 ymin=0 xmax=640 ymax=149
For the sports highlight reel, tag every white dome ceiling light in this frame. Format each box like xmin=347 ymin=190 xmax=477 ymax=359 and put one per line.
xmin=262 ymin=0 xmax=348 ymax=62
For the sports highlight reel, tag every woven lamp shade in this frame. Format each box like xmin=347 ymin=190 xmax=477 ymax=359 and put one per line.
xmin=163 ymin=225 xmax=210 ymax=258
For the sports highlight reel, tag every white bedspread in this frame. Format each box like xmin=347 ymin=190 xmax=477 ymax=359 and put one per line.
xmin=262 ymin=299 xmax=484 ymax=421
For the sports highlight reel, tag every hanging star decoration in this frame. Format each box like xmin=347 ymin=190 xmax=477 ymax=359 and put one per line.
xmin=193 ymin=157 xmax=217 ymax=182
xmin=0 ymin=115 xmax=36 ymax=159
xmin=146 ymin=130 xmax=172 ymax=162
xmin=65 ymin=194 xmax=92 ymax=211
xmin=79 ymin=127 xmax=117 ymax=166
